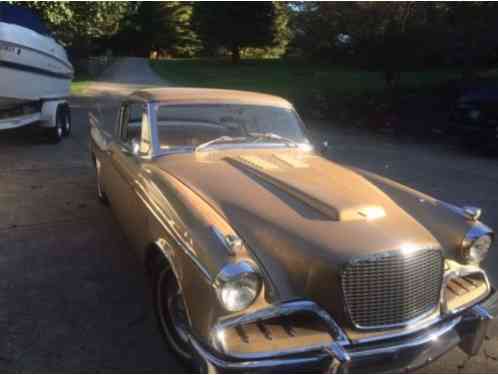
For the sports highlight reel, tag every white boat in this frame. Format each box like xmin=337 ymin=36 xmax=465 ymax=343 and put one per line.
xmin=0 ymin=4 xmax=74 ymax=112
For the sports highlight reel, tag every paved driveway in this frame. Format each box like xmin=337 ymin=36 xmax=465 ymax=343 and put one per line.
xmin=1 ymin=57 xmax=497 ymax=372
xmin=1 ymin=58 xmax=181 ymax=372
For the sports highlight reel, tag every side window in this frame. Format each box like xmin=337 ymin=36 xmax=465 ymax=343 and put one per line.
xmin=120 ymin=102 xmax=146 ymax=148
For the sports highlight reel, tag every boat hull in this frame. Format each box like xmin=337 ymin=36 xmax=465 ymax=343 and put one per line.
xmin=0 ymin=22 xmax=73 ymax=109
xmin=0 ymin=63 xmax=71 ymax=109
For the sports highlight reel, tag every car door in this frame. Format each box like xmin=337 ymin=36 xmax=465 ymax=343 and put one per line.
xmin=105 ymin=102 xmax=148 ymax=252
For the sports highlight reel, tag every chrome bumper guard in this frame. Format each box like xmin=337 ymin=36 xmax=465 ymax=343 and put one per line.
xmin=189 ymin=290 xmax=498 ymax=373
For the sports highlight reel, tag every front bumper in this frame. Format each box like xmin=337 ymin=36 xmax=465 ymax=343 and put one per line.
xmin=189 ymin=290 xmax=498 ymax=373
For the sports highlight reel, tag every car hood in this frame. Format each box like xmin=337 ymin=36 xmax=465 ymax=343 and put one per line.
xmin=154 ymin=149 xmax=442 ymax=319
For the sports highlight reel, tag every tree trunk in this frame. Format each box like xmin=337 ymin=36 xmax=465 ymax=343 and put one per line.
xmin=231 ymin=44 xmax=241 ymax=64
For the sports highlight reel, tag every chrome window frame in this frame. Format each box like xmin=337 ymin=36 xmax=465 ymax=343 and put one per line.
xmin=116 ymin=101 xmax=157 ymax=159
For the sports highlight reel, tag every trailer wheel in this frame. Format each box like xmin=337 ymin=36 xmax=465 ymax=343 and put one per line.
xmin=62 ymin=104 xmax=71 ymax=137
xmin=48 ymin=104 xmax=64 ymax=143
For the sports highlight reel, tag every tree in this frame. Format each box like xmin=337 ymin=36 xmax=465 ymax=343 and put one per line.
xmin=289 ymin=3 xmax=453 ymax=88
xmin=444 ymin=2 xmax=498 ymax=77
xmin=11 ymin=2 xmax=129 ymax=49
xmin=192 ymin=2 xmax=278 ymax=63
xmin=290 ymin=2 xmax=498 ymax=86
xmin=113 ymin=2 xmax=199 ymax=58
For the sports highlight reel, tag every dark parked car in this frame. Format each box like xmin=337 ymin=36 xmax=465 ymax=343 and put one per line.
xmin=89 ymin=88 xmax=497 ymax=373
xmin=450 ymin=85 xmax=498 ymax=150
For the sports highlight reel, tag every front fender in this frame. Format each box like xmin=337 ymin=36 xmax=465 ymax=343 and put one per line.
xmin=141 ymin=166 xmax=273 ymax=339
xmin=354 ymin=168 xmax=485 ymax=261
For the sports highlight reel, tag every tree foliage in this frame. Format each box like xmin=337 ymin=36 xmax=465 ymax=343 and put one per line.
xmin=192 ymin=2 xmax=279 ymax=63
xmin=112 ymin=2 xmax=199 ymax=57
xmin=289 ymin=2 xmax=498 ymax=86
xmin=9 ymin=1 xmax=498 ymax=78
xmin=11 ymin=1 xmax=128 ymax=47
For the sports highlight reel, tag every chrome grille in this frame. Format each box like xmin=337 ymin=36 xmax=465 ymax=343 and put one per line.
xmin=341 ymin=248 xmax=443 ymax=329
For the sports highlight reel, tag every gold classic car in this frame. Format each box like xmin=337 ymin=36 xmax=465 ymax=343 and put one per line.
xmin=89 ymin=88 xmax=497 ymax=373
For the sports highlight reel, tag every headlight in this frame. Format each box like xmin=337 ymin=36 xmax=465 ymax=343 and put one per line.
xmin=461 ymin=223 xmax=494 ymax=264
xmin=463 ymin=235 xmax=492 ymax=264
xmin=214 ymin=261 xmax=262 ymax=312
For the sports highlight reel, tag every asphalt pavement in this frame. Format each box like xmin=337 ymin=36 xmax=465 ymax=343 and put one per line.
xmin=1 ymin=57 xmax=497 ymax=372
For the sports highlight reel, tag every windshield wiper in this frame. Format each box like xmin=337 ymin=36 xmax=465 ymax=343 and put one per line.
xmin=248 ymin=132 xmax=299 ymax=147
xmin=194 ymin=136 xmax=249 ymax=152
xmin=195 ymin=133 xmax=301 ymax=152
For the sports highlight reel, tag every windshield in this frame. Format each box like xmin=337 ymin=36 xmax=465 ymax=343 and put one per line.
xmin=155 ymin=104 xmax=309 ymax=151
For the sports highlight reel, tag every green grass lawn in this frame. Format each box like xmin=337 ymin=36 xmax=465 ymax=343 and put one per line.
xmin=70 ymin=73 xmax=93 ymax=95
xmin=150 ymin=58 xmax=488 ymax=123
xmin=150 ymin=58 xmax=464 ymax=101
xmin=151 ymin=58 xmax=478 ymax=122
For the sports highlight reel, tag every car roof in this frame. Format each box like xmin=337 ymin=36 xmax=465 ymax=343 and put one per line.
xmin=128 ymin=87 xmax=293 ymax=109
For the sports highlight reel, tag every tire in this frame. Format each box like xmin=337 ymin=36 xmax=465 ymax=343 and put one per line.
xmin=153 ymin=262 xmax=194 ymax=365
xmin=95 ymin=157 xmax=109 ymax=205
xmin=48 ymin=104 xmax=64 ymax=143
xmin=62 ymin=104 xmax=71 ymax=137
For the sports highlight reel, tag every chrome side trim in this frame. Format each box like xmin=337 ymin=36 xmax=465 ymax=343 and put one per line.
xmin=211 ymin=226 xmax=242 ymax=256
xmin=135 ymin=184 xmax=213 ymax=282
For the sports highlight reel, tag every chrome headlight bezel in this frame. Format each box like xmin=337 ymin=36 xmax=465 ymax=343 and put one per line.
xmin=461 ymin=223 xmax=494 ymax=264
xmin=214 ymin=261 xmax=262 ymax=312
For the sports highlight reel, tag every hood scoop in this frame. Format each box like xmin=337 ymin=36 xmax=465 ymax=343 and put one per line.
xmin=226 ymin=155 xmax=388 ymax=222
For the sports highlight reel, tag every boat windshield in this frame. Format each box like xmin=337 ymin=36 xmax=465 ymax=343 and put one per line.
xmin=154 ymin=104 xmax=309 ymax=152
xmin=0 ymin=4 xmax=50 ymax=36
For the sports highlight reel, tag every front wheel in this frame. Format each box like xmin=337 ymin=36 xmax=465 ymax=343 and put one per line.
xmin=154 ymin=265 xmax=194 ymax=364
